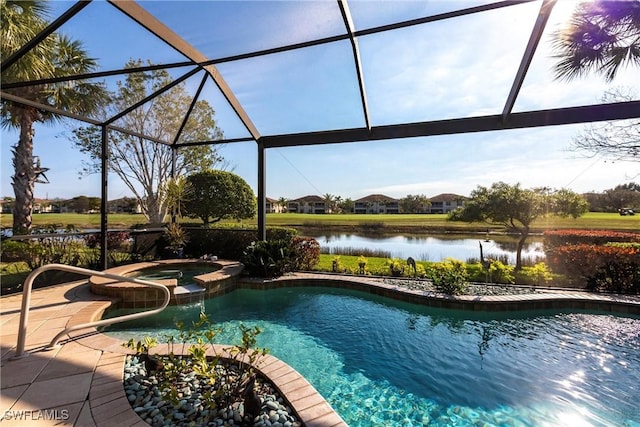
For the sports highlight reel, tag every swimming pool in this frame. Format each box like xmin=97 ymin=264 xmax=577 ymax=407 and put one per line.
xmin=103 ymin=287 xmax=640 ymax=426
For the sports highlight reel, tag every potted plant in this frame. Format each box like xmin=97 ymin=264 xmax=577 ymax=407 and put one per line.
xmin=160 ymin=176 xmax=192 ymax=259
xmin=163 ymin=222 xmax=188 ymax=258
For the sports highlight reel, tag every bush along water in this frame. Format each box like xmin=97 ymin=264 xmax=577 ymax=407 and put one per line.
xmin=122 ymin=313 xmax=302 ymax=427
xmin=427 ymin=258 xmax=469 ymax=295
xmin=241 ymin=236 xmax=320 ymax=278
xmin=545 ymin=229 xmax=640 ymax=294
xmin=548 ymin=242 xmax=640 ymax=294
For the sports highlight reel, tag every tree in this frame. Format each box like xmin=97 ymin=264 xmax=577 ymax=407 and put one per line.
xmin=322 ymin=193 xmax=336 ymax=213
xmin=605 ymin=182 xmax=640 ymax=210
xmin=449 ymin=182 xmax=588 ymax=271
xmin=399 ymin=194 xmax=431 ymax=213
xmin=71 ymin=59 xmax=224 ymax=223
xmin=1 ymin=0 xmax=109 ymax=234
xmin=2 ymin=196 xmax=15 ymax=213
xmin=552 ymin=0 xmax=640 ymax=82
xmin=277 ymin=197 xmax=288 ymax=213
xmin=338 ymin=197 xmax=354 ymax=214
xmin=550 ymin=189 xmax=590 ymax=218
xmin=67 ymin=195 xmax=100 ymax=213
xmin=569 ymin=88 xmax=639 ymax=163
xmin=184 ymin=170 xmax=255 ymax=225
xmin=583 ymin=182 xmax=640 ymax=211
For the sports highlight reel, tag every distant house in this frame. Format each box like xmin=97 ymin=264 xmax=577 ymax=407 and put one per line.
xmin=108 ymin=197 xmax=142 ymax=214
xmin=428 ymin=193 xmax=466 ymax=214
xmin=287 ymin=195 xmax=329 ymax=214
xmin=354 ymin=194 xmax=399 ymax=214
xmin=1 ymin=198 xmax=61 ymax=214
xmin=0 ymin=199 xmax=13 ymax=214
xmin=33 ymin=198 xmax=57 ymax=214
xmin=265 ymin=197 xmax=284 ymax=213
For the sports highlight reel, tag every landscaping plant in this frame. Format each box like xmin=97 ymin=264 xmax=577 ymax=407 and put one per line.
xmin=290 ymin=236 xmax=321 ymax=270
xmin=518 ymin=262 xmax=554 ymax=286
xmin=545 ymin=229 xmax=640 ymax=293
xmin=427 ymin=258 xmax=469 ymax=295
xmin=123 ymin=312 xmax=268 ymax=414
xmin=387 ymin=258 xmax=405 ymax=277
xmin=241 ymin=239 xmax=293 ymax=278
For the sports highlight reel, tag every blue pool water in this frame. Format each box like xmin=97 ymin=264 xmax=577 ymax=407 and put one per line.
xmin=127 ymin=264 xmax=220 ymax=285
xmin=103 ymin=287 xmax=640 ymax=426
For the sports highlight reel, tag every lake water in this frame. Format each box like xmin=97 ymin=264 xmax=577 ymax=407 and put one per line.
xmin=309 ymin=233 xmax=545 ymax=264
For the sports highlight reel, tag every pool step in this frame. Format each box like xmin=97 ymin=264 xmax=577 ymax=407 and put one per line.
xmin=173 ymin=284 xmax=206 ymax=304
xmin=174 ymin=283 xmax=206 ymax=294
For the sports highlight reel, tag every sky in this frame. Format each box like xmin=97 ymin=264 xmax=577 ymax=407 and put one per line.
xmin=1 ymin=0 xmax=639 ymax=202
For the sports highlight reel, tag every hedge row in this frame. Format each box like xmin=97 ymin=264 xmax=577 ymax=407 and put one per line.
xmin=185 ymin=226 xmax=298 ymax=260
xmin=545 ymin=230 xmax=640 ymax=294
xmin=543 ymin=229 xmax=640 ymax=251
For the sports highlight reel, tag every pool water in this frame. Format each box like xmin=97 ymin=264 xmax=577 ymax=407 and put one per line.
xmin=103 ymin=287 xmax=640 ymax=426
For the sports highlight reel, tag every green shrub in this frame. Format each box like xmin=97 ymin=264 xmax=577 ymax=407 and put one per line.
xmin=7 ymin=237 xmax=84 ymax=270
xmin=266 ymin=226 xmax=298 ymax=242
xmin=387 ymin=258 xmax=405 ymax=277
xmin=241 ymin=240 xmax=293 ymax=278
xmin=518 ymin=262 xmax=553 ymax=286
xmin=331 ymin=255 xmax=343 ymax=272
xmin=414 ymin=263 xmax=427 ymax=278
xmin=427 ymin=258 xmax=469 ymax=295
xmin=83 ymin=231 xmax=133 ymax=267
xmin=489 ymin=260 xmax=515 ymax=284
xmin=357 ymin=255 xmax=368 ymax=274
xmin=0 ymin=240 xmax=30 ymax=263
xmin=186 ymin=226 xmax=298 ymax=261
xmin=84 ymin=231 xmax=131 ymax=251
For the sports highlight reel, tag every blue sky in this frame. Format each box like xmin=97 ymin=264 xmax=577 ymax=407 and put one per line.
xmin=2 ymin=0 xmax=639 ymax=202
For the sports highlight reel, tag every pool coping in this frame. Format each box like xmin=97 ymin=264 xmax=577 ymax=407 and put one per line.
xmin=242 ymin=273 xmax=640 ymax=315
xmin=2 ymin=271 xmax=639 ymax=426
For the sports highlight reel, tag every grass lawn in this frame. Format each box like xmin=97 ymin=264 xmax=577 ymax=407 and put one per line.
xmin=1 ymin=211 xmax=637 ymax=232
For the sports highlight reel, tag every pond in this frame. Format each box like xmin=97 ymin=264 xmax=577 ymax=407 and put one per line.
xmin=103 ymin=287 xmax=640 ymax=426
xmin=309 ymin=232 xmax=545 ymax=264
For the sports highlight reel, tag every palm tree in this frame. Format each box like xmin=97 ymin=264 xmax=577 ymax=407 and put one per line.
xmin=277 ymin=197 xmax=288 ymax=213
xmin=333 ymin=195 xmax=343 ymax=214
xmin=553 ymin=0 xmax=640 ymax=81
xmin=322 ymin=193 xmax=335 ymax=214
xmin=1 ymin=0 xmax=109 ymax=234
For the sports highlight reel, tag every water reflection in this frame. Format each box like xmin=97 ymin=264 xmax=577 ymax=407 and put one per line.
xmin=310 ymin=232 xmax=545 ymax=263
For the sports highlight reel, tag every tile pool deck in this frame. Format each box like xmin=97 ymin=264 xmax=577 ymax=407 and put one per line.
xmin=1 ymin=273 xmax=639 ymax=426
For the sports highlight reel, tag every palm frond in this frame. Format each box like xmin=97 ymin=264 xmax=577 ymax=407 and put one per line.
xmin=551 ymin=0 xmax=640 ymax=81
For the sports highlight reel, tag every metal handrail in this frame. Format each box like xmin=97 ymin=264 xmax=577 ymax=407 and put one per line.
xmin=10 ymin=263 xmax=171 ymax=360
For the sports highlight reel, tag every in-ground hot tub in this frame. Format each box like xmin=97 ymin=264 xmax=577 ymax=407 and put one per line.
xmin=90 ymin=259 xmax=243 ymax=307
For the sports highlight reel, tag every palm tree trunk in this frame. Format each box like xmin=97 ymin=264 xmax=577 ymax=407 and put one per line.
xmin=11 ymin=112 xmax=36 ymax=235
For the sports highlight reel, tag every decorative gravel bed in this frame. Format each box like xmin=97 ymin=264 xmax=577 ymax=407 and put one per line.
xmin=124 ymin=355 xmax=301 ymax=427
xmin=383 ymin=278 xmax=545 ymax=296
